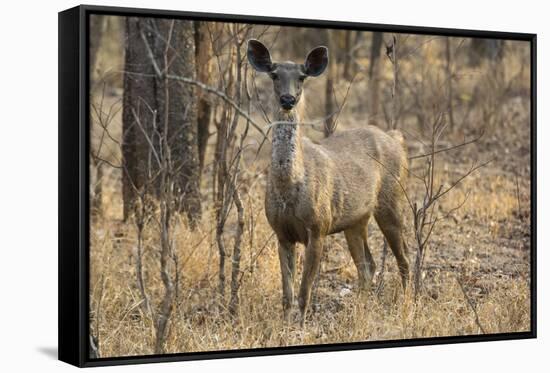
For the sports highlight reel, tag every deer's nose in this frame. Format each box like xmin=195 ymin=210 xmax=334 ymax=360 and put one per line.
xmin=279 ymin=94 xmax=296 ymax=110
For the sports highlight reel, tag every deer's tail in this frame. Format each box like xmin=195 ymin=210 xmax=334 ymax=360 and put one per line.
xmin=388 ymin=129 xmax=405 ymax=147
xmin=388 ymin=130 xmax=408 ymax=160
xmin=387 ymin=129 xmax=409 ymax=187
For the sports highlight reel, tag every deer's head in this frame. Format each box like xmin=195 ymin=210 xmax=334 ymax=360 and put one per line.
xmin=247 ymin=39 xmax=329 ymax=111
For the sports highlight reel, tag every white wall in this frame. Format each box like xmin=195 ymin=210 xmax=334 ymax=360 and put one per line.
xmin=0 ymin=0 xmax=545 ymax=371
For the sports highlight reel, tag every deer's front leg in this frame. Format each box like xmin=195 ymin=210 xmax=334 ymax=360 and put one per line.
xmin=278 ymin=239 xmax=297 ymax=322
xmin=298 ymin=234 xmax=323 ymax=327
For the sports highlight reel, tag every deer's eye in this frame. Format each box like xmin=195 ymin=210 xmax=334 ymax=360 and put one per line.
xmin=299 ymin=75 xmax=306 ymax=82
xmin=269 ymin=73 xmax=279 ymax=81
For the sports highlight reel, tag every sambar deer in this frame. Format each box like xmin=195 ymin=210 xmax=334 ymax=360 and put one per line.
xmin=247 ymin=39 xmax=410 ymax=326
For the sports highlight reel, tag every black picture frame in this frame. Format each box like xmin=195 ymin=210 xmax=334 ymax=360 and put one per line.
xmin=58 ymin=4 xmax=537 ymax=367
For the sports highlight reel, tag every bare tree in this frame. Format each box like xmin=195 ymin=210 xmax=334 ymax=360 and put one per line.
xmin=408 ymin=109 xmax=488 ymax=297
xmin=123 ymin=92 xmax=181 ymax=354
xmin=123 ymin=23 xmax=269 ymax=312
xmin=117 ymin=18 xmax=205 ymax=353
xmin=212 ymin=25 xmax=252 ymax=304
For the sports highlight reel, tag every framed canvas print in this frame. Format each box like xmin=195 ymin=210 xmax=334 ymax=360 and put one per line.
xmin=58 ymin=4 xmax=536 ymax=367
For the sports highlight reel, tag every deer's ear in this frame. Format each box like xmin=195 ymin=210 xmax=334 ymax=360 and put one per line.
xmin=304 ymin=46 xmax=328 ymax=76
xmin=247 ymin=39 xmax=273 ymax=73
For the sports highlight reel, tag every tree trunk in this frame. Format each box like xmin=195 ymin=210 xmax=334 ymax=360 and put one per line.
xmin=195 ymin=22 xmax=214 ymax=181
xmin=159 ymin=20 xmax=201 ymax=225
xmin=342 ymin=30 xmax=354 ymax=81
xmin=122 ymin=17 xmax=158 ymax=221
xmin=324 ymin=31 xmax=338 ymax=137
xmin=367 ymin=32 xmax=383 ymax=122
xmin=122 ymin=18 xmax=201 ymax=225
xmin=469 ymin=39 xmax=505 ymax=67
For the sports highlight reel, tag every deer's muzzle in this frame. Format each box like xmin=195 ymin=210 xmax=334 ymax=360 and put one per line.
xmin=280 ymin=94 xmax=296 ymax=110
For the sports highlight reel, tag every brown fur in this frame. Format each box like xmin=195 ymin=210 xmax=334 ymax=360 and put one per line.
xmin=248 ymin=39 xmax=410 ymax=325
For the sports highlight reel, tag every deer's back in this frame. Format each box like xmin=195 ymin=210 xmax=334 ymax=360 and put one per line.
xmin=305 ymin=126 xmax=407 ymax=234
xmin=316 ymin=126 xmax=407 ymax=177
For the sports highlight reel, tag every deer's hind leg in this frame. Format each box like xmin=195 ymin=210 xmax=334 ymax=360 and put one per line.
xmin=374 ymin=203 xmax=409 ymax=289
xmin=360 ymin=223 xmax=376 ymax=282
xmin=345 ymin=222 xmax=375 ymax=291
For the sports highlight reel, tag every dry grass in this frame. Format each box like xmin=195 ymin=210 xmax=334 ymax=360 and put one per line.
xmin=90 ymin=164 xmax=531 ymax=357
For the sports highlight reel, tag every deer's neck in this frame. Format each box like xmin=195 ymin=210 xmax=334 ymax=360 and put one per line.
xmin=271 ymin=110 xmax=305 ymax=190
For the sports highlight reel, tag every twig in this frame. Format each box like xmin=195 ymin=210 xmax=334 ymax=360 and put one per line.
xmin=409 ymin=130 xmax=485 ymax=160
xmin=331 ymin=74 xmax=358 ymax=131
xmin=237 ymin=232 xmax=276 ymax=286
xmin=375 ymin=240 xmax=388 ymax=297
xmin=515 ymin=172 xmax=522 ymax=216
xmin=126 ymin=31 xmax=268 ymax=141
xmin=455 ymin=275 xmax=487 ymax=334
xmin=166 ymin=73 xmax=267 ymax=139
